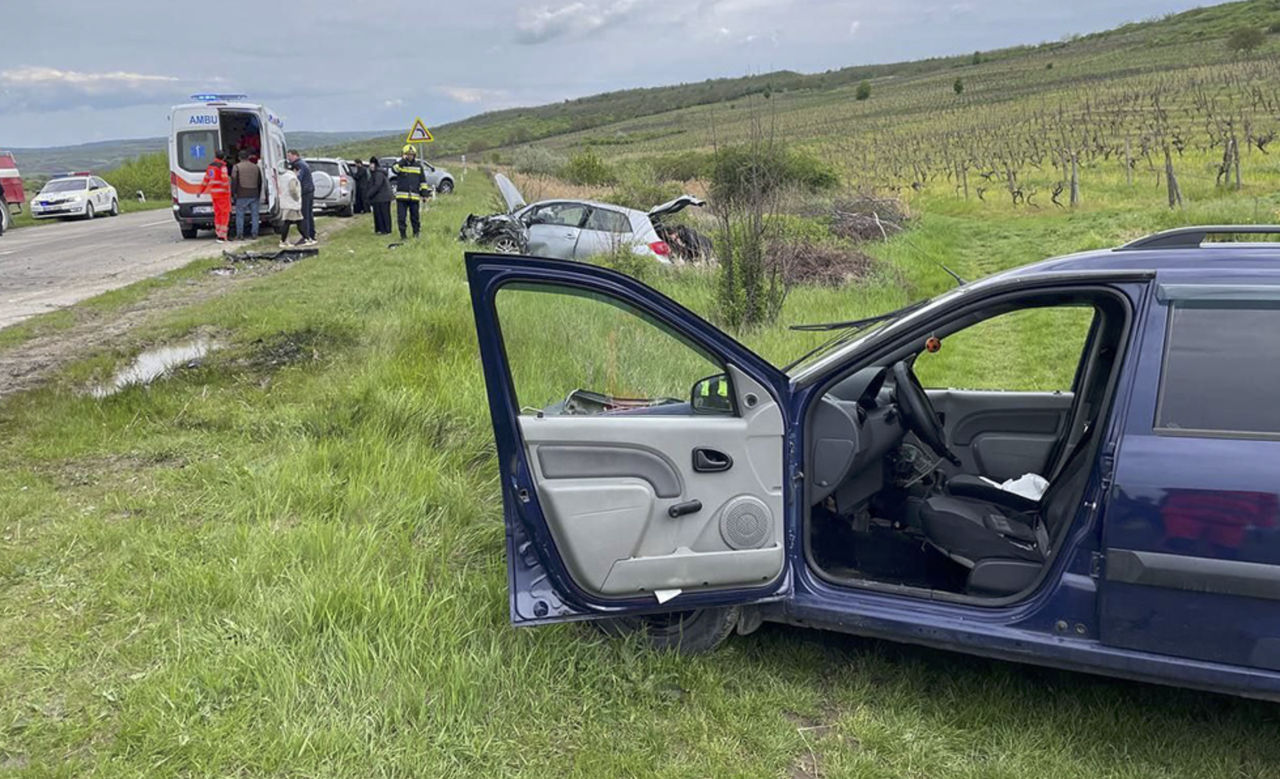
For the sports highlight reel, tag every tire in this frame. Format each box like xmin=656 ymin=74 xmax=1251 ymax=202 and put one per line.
xmin=109 ymin=199 xmax=119 ymax=216
xmin=0 ymin=200 xmax=8 ymax=236
xmin=340 ymin=199 xmax=354 ymax=218
xmin=595 ymin=607 xmax=739 ymax=654
xmin=180 ymin=225 xmax=199 ymax=239
xmin=492 ymin=236 xmax=521 ymax=254
xmin=436 ymin=178 xmax=454 ymax=195
xmin=84 ymin=203 xmax=95 ymax=220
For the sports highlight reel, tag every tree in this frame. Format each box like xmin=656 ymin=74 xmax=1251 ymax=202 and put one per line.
xmin=1227 ymin=26 xmax=1265 ymax=52
xmin=971 ymin=50 xmax=982 ymax=65
xmin=855 ymin=80 xmax=871 ymax=101
xmin=953 ymin=78 xmax=964 ymax=96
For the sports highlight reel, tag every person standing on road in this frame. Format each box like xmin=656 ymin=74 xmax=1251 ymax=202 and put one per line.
xmin=230 ymin=150 xmax=262 ymax=240
xmin=286 ymin=150 xmax=317 ymax=245
xmin=367 ymin=157 xmax=393 ymax=235
xmin=199 ymin=149 xmax=232 ymax=243
xmin=277 ymin=163 xmax=305 ymax=248
xmin=392 ymin=145 xmax=432 ymax=240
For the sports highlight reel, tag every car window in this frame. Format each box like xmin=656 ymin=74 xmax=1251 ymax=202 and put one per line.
xmin=495 ymin=283 xmax=729 ymax=416
xmin=308 ymin=161 xmax=341 ymax=176
xmin=914 ymin=305 xmax=1094 ymax=392
xmin=1157 ymin=303 xmax=1280 ymax=437
xmin=584 ymin=207 xmax=632 ymax=234
xmin=529 ymin=203 xmax=588 ymax=228
xmin=43 ymin=179 xmax=87 ymax=193
xmin=178 ymin=130 xmax=219 ymax=173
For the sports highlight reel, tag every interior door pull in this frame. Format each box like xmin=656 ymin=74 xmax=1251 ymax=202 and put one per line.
xmin=692 ymin=448 xmax=733 ymax=473
xmin=667 ymin=499 xmax=702 ymax=518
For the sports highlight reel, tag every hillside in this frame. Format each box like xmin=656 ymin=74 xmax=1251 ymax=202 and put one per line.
xmin=331 ymin=0 xmax=1280 ymax=168
xmin=10 ymin=130 xmax=396 ymax=177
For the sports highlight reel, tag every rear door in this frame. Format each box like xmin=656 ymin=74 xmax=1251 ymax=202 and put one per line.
xmin=573 ymin=205 xmax=634 ymax=259
xmin=1101 ymin=277 xmax=1280 ymax=670
xmin=467 ymin=253 xmax=792 ymax=624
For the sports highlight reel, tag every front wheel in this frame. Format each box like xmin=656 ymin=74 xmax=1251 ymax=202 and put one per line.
xmin=84 ymin=203 xmax=95 ymax=220
xmin=595 ymin=607 xmax=739 ymax=654
xmin=436 ymin=178 xmax=454 ymax=195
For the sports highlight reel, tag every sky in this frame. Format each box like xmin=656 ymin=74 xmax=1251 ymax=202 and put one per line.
xmin=2 ymin=0 xmax=1212 ymax=148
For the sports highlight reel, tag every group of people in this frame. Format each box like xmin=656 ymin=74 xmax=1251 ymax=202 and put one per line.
xmin=197 ymin=144 xmax=435 ymax=247
xmin=344 ymin=145 xmax=434 ymax=240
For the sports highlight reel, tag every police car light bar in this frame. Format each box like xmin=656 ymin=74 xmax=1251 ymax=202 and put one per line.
xmin=65 ymin=171 xmax=92 ymax=177
xmin=190 ymin=93 xmax=248 ymax=102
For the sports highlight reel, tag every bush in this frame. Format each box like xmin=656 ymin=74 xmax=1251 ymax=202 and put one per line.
xmin=855 ymin=80 xmax=872 ymax=101
xmin=558 ymin=149 xmax=616 ymax=186
xmin=769 ymin=239 xmax=874 ymax=286
xmin=1269 ymin=20 xmax=1280 ymax=34
xmin=651 ymin=151 xmax=713 ymax=182
xmin=605 ymin=165 xmax=681 ymax=210
xmin=709 ymin=145 xmax=838 ymax=206
xmin=511 ymin=146 xmax=567 ymax=177
xmin=595 ymin=245 xmax=654 ymax=282
xmin=1227 ymin=26 xmax=1265 ymax=52
xmin=953 ymin=78 xmax=964 ymax=96
xmin=103 ymin=153 xmax=169 ymax=201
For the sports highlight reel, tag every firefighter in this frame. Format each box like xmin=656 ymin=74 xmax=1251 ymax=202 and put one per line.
xmin=199 ymin=149 xmax=232 ymax=242
xmin=392 ymin=145 xmax=432 ymax=240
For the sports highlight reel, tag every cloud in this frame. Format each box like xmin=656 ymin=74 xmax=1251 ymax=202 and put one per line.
xmin=849 ymin=20 xmax=860 ymax=36
xmin=515 ymin=0 xmax=639 ymax=44
xmin=384 ymin=98 xmax=404 ymax=108
xmin=0 ymin=66 xmax=183 ymax=112
xmin=435 ymin=86 xmax=510 ymax=104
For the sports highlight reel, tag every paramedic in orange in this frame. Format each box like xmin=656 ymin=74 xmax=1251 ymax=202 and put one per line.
xmin=199 ymin=149 xmax=233 ymax=242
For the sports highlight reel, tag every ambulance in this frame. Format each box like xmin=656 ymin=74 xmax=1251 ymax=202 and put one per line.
xmin=168 ymin=95 xmax=288 ymax=239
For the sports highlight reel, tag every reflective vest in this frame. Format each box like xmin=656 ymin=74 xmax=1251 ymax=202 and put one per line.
xmin=200 ymin=161 xmax=231 ymax=199
xmin=392 ymin=158 xmax=432 ymax=201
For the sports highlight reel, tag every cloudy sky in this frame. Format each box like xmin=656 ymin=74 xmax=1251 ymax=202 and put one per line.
xmin=3 ymin=0 xmax=1207 ymax=148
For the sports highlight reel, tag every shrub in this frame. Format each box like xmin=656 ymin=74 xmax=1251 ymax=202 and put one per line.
xmin=511 ymin=145 xmax=566 ymax=177
xmin=558 ymin=149 xmax=616 ymax=186
xmin=651 ymin=151 xmax=713 ymax=182
xmin=769 ymin=239 xmax=874 ymax=286
xmin=103 ymin=153 xmax=168 ymax=201
xmin=1227 ymin=26 xmax=1265 ymax=52
xmin=606 ymin=165 xmax=681 ymax=210
xmin=465 ymin=139 xmax=489 ymax=154
xmin=709 ymin=145 xmax=838 ymax=206
xmin=953 ymin=78 xmax=964 ymax=96
xmin=1269 ymin=20 xmax=1280 ymax=34
xmin=855 ymin=80 xmax=872 ymax=101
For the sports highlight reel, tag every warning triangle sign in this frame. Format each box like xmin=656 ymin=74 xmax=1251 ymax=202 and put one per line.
xmin=406 ymin=118 xmax=433 ymax=143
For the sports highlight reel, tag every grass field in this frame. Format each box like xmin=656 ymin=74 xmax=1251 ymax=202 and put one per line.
xmin=5 ymin=175 xmax=1280 ymax=777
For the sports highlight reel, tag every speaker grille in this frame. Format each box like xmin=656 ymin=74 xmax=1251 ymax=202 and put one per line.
xmin=719 ymin=496 xmax=773 ymax=550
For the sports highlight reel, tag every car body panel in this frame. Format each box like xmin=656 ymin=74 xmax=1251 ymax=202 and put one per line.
xmin=305 ymin=158 xmax=354 ymax=214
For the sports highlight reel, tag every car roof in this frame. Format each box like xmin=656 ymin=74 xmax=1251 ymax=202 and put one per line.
xmin=525 ymin=198 xmax=648 ymax=218
xmin=45 ymin=176 xmax=90 ymax=184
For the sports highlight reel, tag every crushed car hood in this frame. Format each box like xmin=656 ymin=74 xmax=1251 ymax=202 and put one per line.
xmin=494 ymin=174 xmax=526 ymax=213
xmin=648 ymin=194 xmax=705 ymax=219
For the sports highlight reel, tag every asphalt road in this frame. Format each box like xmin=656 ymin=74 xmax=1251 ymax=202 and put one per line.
xmin=0 ymin=209 xmax=219 ymax=329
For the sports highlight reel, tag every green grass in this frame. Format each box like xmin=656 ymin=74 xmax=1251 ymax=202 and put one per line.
xmin=5 ymin=176 xmax=1280 ymax=776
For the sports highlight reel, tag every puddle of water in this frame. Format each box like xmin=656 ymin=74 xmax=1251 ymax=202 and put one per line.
xmin=91 ymin=338 xmax=217 ymax=398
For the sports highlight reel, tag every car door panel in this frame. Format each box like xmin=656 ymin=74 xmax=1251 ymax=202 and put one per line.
xmin=467 ymin=253 xmax=792 ymax=624
xmin=518 ymin=365 xmax=785 ymax=596
xmin=928 ymin=390 xmax=1072 ymax=480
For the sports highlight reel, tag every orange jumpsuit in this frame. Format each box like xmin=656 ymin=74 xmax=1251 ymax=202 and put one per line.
xmin=199 ymin=160 xmax=232 ymax=240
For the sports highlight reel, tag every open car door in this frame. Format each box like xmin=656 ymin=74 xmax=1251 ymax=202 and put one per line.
xmin=467 ymin=253 xmax=793 ymax=624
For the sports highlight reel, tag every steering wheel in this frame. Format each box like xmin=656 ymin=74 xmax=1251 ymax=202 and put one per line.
xmin=891 ymin=360 xmax=961 ymax=466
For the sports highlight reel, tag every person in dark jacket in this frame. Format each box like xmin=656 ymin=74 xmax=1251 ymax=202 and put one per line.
xmin=350 ymin=160 xmax=369 ymax=214
xmin=366 ymin=156 xmax=393 ymax=235
xmin=391 ymin=145 xmax=432 ymax=239
xmin=286 ymin=149 xmax=316 ymax=244
xmin=230 ymin=150 xmax=262 ymax=240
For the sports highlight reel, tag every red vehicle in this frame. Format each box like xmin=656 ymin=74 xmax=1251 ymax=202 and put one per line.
xmin=0 ymin=151 xmax=27 ymax=234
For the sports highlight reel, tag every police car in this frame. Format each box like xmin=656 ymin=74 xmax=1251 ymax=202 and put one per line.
xmin=30 ymin=173 xmax=119 ymax=220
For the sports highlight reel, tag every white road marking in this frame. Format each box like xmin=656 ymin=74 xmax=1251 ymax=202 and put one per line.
xmin=0 ymin=250 xmax=14 ymax=256
xmin=138 ymin=220 xmax=173 ymax=227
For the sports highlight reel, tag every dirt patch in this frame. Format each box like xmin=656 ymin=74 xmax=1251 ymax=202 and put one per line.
xmin=771 ymin=240 xmax=875 ymax=286
xmin=238 ymin=327 xmax=349 ymax=373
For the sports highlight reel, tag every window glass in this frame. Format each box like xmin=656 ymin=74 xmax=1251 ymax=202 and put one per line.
xmin=915 ymin=306 xmax=1094 ymax=392
xmin=90 ymin=177 xmax=106 ymax=188
xmin=178 ymin=130 xmax=219 ymax=173
xmin=43 ymin=179 xmax=87 ymax=193
xmin=308 ymin=161 xmax=341 ymax=176
xmin=496 ymin=284 xmax=728 ymax=416
xmin=529 ymin=203 xmax=588 ymax=228
xmin=584 ymin=208 xmax=632 ymax=233
xmin=1157 ymin=303 xmax=1280 ymax=436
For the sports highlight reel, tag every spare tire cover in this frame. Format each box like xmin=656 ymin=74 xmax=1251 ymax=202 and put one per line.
xmin=311 ymin=171 xmax=335 ymax=199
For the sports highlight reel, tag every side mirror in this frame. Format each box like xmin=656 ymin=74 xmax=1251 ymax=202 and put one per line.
xmin=691 ymin=373 xmax=734 ymax=415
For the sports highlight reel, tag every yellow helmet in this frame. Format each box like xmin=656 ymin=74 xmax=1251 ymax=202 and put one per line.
xmin=402 ymin=144 xmax=415 ymax=155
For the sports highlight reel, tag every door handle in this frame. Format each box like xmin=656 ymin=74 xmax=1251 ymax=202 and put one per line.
xmin=667 ymin=499 xmax=702 ymax=518
xmin=692 ymin=448 xmax=733 ymax=473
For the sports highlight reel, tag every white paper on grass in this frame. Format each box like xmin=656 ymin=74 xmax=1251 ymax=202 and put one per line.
xmin=654 ymin=588 xmax=682 ymax=605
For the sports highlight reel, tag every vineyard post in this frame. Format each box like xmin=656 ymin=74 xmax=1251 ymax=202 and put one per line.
xmin=1125 ymin=136 xmax=1134 ymax=186
xmin=1164 ymin=143 xmax=1183 ymax=208
xmin=1069 ymin=152 xmax=1080 ymax=207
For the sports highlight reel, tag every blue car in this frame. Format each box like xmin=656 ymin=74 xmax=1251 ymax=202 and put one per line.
xmin=467 ymin=225 xmax=1280 ymax=701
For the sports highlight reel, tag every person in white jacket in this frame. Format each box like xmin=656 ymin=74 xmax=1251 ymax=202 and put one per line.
xmin=277 ymin=164 xmax=305 ymax=248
